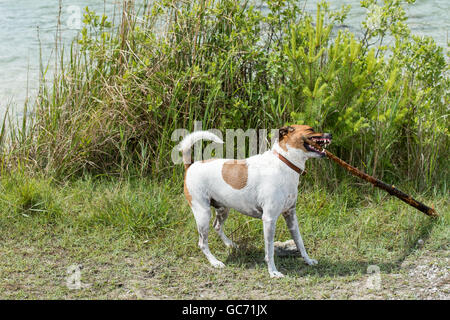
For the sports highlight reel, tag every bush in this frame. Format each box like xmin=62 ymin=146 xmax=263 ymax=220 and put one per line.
xmin=2 ymin=0 xmax=448 ymax=192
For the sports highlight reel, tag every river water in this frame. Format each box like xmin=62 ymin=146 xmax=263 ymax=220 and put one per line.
xmin=0 ymin=0 xmax=448 ymax=113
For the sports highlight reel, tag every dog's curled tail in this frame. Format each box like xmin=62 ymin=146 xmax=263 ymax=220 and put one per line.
xmin=178 ymin=131 xmax=224 ymax=169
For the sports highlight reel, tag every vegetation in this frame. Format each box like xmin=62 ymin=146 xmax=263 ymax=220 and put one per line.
xmin=0 ymin=0 xmax=447 ymax=189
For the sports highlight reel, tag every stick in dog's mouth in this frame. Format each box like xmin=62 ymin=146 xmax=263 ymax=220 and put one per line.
xmin=304 ymin=136 xmax=331 ymax=156
xmin=302 ymin=136 xmax=438 ymax=217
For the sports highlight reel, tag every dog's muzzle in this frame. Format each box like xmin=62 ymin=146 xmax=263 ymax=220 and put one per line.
xmin=304 ymin=133 xmax=332 ymax=157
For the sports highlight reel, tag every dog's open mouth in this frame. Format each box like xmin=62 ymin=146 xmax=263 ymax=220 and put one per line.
xmin=304 ymin=136 xmax=331 ymax=156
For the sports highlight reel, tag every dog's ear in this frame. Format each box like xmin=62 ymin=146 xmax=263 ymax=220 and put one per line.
xmin=279 ymin=126 xmax=294 ymax=138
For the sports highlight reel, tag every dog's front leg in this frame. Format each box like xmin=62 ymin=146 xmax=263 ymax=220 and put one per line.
xmin=283 ymin=209 xmax=318 ymax=266
xmin=262 ymin=212 xmax=284 ymax=278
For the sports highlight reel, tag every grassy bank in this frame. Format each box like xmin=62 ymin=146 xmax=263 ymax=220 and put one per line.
xmin=1 ymin=0 xmax=448 ymax=189
xmin=0 ymin=173 xmax=448 ymax=299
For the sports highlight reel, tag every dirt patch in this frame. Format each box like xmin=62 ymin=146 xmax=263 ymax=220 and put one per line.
xmin=321 ymin=250 xmax=450 ymax=300
xmin=271 ymin=239 xmax=449 ymax=300
xmin=1 ymin=226 xmax=448 ymax=299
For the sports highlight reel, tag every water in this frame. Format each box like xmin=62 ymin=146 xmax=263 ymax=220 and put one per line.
xmin=0 ymin=0 xmax=122 ymax=112
xmin=0 ymin=0 xmax=448 ymax=114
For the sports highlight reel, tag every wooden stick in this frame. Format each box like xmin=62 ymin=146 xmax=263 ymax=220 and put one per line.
xmin=303 ymin=137 xmax=438 ymax=217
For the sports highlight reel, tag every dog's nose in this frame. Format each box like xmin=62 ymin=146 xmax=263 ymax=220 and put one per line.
xmin=324 ymin=133 xmax=332 ymax=139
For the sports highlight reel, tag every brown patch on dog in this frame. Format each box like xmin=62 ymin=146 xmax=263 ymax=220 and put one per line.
xmin=184 ymin=166 xmax=192 ymax=206
xmin=222 ymin=160 xmax=248 ymax=190
xmin=279 ymin=125 xmax=322 ymax=152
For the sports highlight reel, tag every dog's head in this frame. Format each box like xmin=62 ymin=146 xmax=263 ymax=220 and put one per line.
xmin=278 ymin=125 xmax=332 ymax=158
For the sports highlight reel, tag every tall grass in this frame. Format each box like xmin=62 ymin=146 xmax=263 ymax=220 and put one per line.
xmin=0 ymin=0 xmax=448 ymax=193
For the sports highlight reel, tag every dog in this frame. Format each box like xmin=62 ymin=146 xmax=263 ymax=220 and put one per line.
xmin=178 ymin=125 xmax=332 ymax=278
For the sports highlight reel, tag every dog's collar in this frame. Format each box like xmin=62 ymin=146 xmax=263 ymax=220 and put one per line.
xmin=273 ymin=150 xmax=306 ymax=176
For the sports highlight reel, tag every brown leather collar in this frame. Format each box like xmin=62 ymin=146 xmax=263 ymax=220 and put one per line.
xmin=273 ymin=150 xmax=306 ymax=176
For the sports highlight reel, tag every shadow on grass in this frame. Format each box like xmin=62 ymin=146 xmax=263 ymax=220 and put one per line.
xmin=224 ymin=217 xmax=437 ymax=278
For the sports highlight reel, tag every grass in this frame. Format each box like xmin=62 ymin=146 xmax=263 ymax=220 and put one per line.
xmin=0 ymin=172 xmax=448 ymax=299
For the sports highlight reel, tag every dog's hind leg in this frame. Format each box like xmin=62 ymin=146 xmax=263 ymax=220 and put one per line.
xmin=191 ymin=203 xmax=225 ymax=268
xmin=283 ymin=208 xmax=317 ymax=266
xmin=213 ymin=207 xmax=237 ymax=248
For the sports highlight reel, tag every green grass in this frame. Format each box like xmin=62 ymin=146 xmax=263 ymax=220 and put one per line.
xmin=0 ymin=171 xmax=447 ymax=299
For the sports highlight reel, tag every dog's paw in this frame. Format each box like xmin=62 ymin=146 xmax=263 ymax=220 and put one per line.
xmin=305 ymin=258 xmax=318 ymax=266
xmin=211 ymin=260 xmax=225 ymax=268
xmin=225 ymin=241 xmax=238 ymax=249
xmin=269 ymin=271 xmax=285 ymax=278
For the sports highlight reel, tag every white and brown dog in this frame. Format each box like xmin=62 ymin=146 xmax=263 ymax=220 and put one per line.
xmin=178 ymin=125 xmax=332 ymax=278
